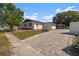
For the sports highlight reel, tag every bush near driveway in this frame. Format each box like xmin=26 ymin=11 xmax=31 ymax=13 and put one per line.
xmin=0 ymin=33 xmax=12 ymax=56
xmin=70 ymin=36 xmax=79 ymax=55
xmin=73 ymin=36 xmax=79 ymax=49
xmin=11 ymin=30 xmax=45 ymax=40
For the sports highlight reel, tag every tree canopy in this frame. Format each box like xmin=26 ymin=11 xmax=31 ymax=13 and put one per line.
xmin=53 ymin=11 xmax=79 ymax=26
xmin=0 ymin=3 xmax=24 ymax=30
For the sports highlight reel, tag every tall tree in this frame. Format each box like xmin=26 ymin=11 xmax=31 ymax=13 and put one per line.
xmin=0 ymin=3 xmax=24 ymax=30
xmin=53 ymin=11 xmax=79 ymax=27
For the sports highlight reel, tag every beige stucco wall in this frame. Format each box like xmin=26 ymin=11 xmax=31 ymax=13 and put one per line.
xmin=33 ymin=24 xmax=43 ymax=30
xmin=33 ymin=24 xmax=38 ymax=30
xmin=70 ymin=22 xmax=79 ymax=34
xmin=43 ymin=23 xmax=56 ymax=31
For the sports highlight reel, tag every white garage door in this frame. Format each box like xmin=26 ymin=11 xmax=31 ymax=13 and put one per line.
xmin=52 ymin=26 xmax=56 ymax=29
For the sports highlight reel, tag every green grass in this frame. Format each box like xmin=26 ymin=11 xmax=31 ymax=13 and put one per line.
xmin=11 ymin=30 xmax=45 ymax=40
xmin=0 ymin=33 xmax=12 ymax=56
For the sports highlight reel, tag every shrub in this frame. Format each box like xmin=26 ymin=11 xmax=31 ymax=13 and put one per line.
xmin=73 ymin=36 xmax=79 ymax=49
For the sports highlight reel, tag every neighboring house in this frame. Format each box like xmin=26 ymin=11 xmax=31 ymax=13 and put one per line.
xmin=56 ymin=24 xmax=69 ymax=29
xmin=0 ymin=23 xmax=10 ymax=31
xmin=43 ymin=22 xmax=56 ymax=31
xmin=0 ymin=22 xmax=19 ymax=31
xmin=70 ymin=22 xmax=79 ymax=34
xmin=21 ymin=19 xmax=43 ymax=30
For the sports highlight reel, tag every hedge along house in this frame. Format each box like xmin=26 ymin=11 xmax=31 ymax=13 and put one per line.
xmin=21 ymin=19 xmax=43 ymax=30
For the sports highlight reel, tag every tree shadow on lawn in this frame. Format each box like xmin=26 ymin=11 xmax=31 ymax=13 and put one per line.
xmin=63 ymin=46 xmax=79 ymax=56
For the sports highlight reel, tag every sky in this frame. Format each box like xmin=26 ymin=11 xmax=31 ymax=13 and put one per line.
xmin=13 ymin=3 xmax=79 ymax=22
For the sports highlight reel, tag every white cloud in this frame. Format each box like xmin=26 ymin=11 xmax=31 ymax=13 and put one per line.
xmin=64 ymin=6 xmax=77 ymax=11
xmin=33 ymin=13 xmax=38 ymax=15
xmin=23 ymin=13 xmax=26 ymax=18
xmin=24 ymin=6 xmax=78 ymax=22
xmin=43 ymin=6 xmax=77 ymax=22
xmin=44 ymin=15 xmax=54 ymax=20
xmin=56 ymin=6 xmax=78 ymax=13
xmin=43 ymin=15 xmax=54 ymax=22
xmin=24 ymin=13 xmax=38 ymax=20
xmin=26 ymin=15 xmax=38 ymax=20
xmin=56 ymin=8 xmax=61 ymax=13
xmin=25 ymin=8 xmax=28 ymax=10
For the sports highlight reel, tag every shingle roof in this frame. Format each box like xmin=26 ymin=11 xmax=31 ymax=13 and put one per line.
xmin=23 ymin=19 xmax=43 ymax=24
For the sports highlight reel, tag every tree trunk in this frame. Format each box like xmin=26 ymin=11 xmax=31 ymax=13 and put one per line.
xmin=10 ymin=25 xmax=14 ymax=31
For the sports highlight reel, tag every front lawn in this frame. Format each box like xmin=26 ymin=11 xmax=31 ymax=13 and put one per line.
xmin=0 ymin=33 xmax=12 ymax=56
xmin=11 ymin=30 xmax=45 ymax=40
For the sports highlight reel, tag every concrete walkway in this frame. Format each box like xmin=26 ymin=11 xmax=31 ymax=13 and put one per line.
xmin=23 ymin=29 xmax=74 ymax=56
xmin=5 ymin=33 xmax=43 ymax=56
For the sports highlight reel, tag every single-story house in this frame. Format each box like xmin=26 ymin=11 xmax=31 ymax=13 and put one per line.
xmin=70 ymin=22 xmax=79 ymax=34
xmin=21 ymin=19 xmax=56 ymax=31
xmin=21 ymin=19 xmax=43 ymax=30
xmin=0 ymin=19 xmax=56 ymax=31
xmin=43 ymin=22 xmax=56 ymax=31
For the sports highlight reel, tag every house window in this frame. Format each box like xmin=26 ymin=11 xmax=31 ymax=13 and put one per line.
xmin=28 ymin=23 xmax=32 ymax=26
xmin=23 ymin=22 xmax=32 ymax=26
xmin=24 ymin=23 xmax=27 ymax=26
xmin=1 ymin=25 xmax=4 ymax=28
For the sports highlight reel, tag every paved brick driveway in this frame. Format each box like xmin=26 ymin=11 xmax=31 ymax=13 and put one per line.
xmin=23 ymin=29 xmax=74 ymax=56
